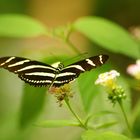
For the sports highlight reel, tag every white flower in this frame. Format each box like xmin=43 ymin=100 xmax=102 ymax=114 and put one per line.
xmin=127 ymin=59 xmax=140 ymax=80
xmin=95 ymin=70 xmax=126 ymax=104
xmin=95 ymin=70 xmax=120 ymax=88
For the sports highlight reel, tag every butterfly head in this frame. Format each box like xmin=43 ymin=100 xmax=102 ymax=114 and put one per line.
xmin=58 ymin=62 xmax=64 ymax=70
xmin=51 ymin=61 xmax=64 ymax=71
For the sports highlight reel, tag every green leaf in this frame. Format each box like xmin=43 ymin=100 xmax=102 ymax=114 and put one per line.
xmin=86 ymin=111 xmax=116 ymax=124
xmin=74 ymin=17 xmax=140 ymax=59
xmin=82 ymin=130 xmax=130 ymax=140
xmin=35 ymin=120 xmax=80 ymax=128
xmin=78 ymin=71 xmax=99 ymax=112
xmin=132 ymin=112 xmax=140 ymax=137
xmin=0 ymin=14 xmax=47 ymax=38
xmin=78 ymin=65 xmax=109 ymax=112
xmin=19 ymin=84 xmax=47 ymax=129
xmin=94 ymin=121 xmax=118 ymax=129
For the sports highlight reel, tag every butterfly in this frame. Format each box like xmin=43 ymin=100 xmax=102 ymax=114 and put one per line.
xmin=0 ymin=54 xmax=108 ymax=87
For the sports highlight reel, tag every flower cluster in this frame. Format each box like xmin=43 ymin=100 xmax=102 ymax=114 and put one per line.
xmin=49 ymin=84 xmax=73 ymax=106
xmin=95 ymin=70 xmax=120 ymax=89
xmin=127 ymin=60 xmax=140 ymax=80
xmin=129 ymin=26 xmax=140 ymax=40
xmin=95 ymin=70 xmax=126 ymax=104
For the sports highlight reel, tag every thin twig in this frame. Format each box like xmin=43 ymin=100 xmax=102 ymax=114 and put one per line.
xmin=65 ymin=39 xmax=81 ymax=54
xmin=118 ymin=100 xmax=132 ymax=137
xmin=64 ymin=97 xmax=87 ymax=130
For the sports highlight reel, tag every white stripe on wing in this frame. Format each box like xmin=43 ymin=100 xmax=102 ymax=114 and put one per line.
xmin=0 ymin=57 xmax=15 ymax=66
xmin=16 ymin=65 xmax=56 ymax=72
xmin=64 ymin=65 xmax=85 ymax=71
xmin=86 ymin=59 xmax=96 ymax=66
xmin=56 ymin=72 xmax=76 ymax=78
xmin=99 ymin=55 xmax=103 ymax=64
xmin=25 ymin=72 xmax=55 ymax=77
xmin=8 ymin=60 xmax=30 ymax=67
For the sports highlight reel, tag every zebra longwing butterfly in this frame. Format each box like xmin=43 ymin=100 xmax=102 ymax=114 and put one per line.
xmin=0 ymin=54 xmax=108 ymax=87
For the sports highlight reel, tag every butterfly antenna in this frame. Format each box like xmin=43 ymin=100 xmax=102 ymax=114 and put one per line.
xmin=49 ymin=52 xmax=61 ymax=62
xmin=62 ymin=52 xmax=89 ymax=65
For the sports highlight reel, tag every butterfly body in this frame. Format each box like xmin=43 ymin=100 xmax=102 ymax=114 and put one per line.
xmin=0 ymin=55 xmax=109 ymax=87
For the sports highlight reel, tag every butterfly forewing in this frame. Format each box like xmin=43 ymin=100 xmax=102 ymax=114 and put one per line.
xmin=0 ymin=56 xmax=57 ymax=86
xmin=68 ymin=54 xmax=108 ymax=71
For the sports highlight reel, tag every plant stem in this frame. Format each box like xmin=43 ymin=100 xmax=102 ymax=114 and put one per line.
xmin=118 ymin=100 xmax=132 ymax=136
xmin=65 ymin=38 xmax=81 ymax=54
xmin=64 ymin=97 xmax=88 ymax=130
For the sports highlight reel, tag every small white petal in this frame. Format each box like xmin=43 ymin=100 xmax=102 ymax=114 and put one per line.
xmin=95 ymin=70 xmax=120 ymax=85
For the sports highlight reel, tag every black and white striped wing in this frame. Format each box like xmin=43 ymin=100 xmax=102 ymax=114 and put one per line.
xmin=53 ymin=54 xmax=108 ymax=87
xmin=0 ymin=56 xmax=57 ymax=86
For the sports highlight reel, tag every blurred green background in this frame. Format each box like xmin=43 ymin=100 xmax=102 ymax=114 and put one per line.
xmin=0 ymin=0 xmax=140 ymax=140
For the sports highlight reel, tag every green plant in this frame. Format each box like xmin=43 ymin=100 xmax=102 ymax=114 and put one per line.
xmin=0 ymin=14 xmax=140 ymax=140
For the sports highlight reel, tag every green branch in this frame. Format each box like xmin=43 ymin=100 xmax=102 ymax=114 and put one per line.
xmin=118 ymin=100 xmax=132 ymax=137
xmin=64 ymin=97 xmax=87 ymax=130
xmin=65 ymin=38 xmax=81 ymax=54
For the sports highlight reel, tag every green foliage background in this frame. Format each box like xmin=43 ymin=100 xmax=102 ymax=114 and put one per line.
xmin=0 ymin=1 xmax=140 ymax=140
